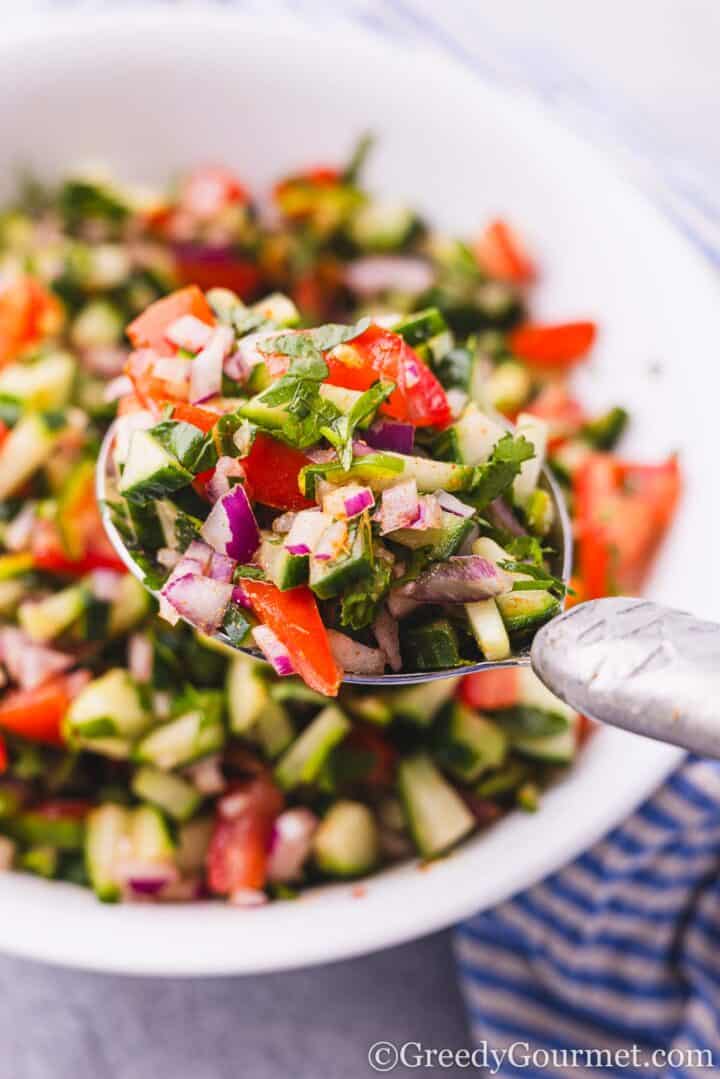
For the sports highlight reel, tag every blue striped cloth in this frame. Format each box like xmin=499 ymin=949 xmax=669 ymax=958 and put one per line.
xmin=455 ymin=759 xmax=720 ymax=1075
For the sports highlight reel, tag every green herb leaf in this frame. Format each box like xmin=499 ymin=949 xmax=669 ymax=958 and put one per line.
xmin=467 ymin=434 xmax=535 ymax=510
xmin=340 ymin=548 xmax=393 ymax=630
xmin=150 ymin=420 xmax=218 ymax=474
xmin=488 ymin=706 xmax=569 ymax=738
xmin=321 ymin=380 xmax=394 ymax=470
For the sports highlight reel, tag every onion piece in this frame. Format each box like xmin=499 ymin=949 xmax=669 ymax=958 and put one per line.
xmin=157 ymin=547 xmax=182 ymax=569
xmin=200 ymin=484 xmax=260 ymax=562
xmin=184 ymin=755 xmax=226 ymax=795
xmin=235 ymin=330 xmax=285 ymax=370
xmin=364 ymin=419 xmax=415 ymax=455
xmin=397 ymin=556 xmax=513 ymax=603
xmin=267 ymin=808 xmax=319 ymax=883
xmin=113 ymin=408 xmax=155 ymax=466
xmin=209 ymin=551 xmax=236 ymax=583
xmin=372 ymin=606 xmax=402 ymax=673
xmin=284 ymin=509 xmax=332 ymax=556
xmin=322 ymin=484 xmax=374 ymax=521
xmin=206 ymin=456 xmax=246 ymax=504
xmin=327 ymin=630 xmax=386 ymax=675
xmin=408 ymin=494 xmax=443 ymax=531
xmin=163 ymin=573 xmax=233 ymax=632
xmin=231 ymin=583 xmax=252 ymax=609
xmin=165 ymin=314 xmax=213 ymax=352
xmin=272 ymin=511 xmax=297 ymax=535
xmin=153 ymin=354 xmax=191 ymax=386
xmin=488 ymin=497 xmax=527 ymax=537
xmin=230 ymin=887 xmax=268 ymax=908
xmin=103 ymin=374 xmax=133 ymax=403
xmin=0 ymin=627 xmax=73 ymax=691
xmin=189 ymin=325 xmax=234 ymax=403
xmin=344 ymin=255 xmax=434 ymax=296
xmin=128 ymin=633 xmax=154 ymax=684
xmin=223 ymin=348 xmax=250 ymax=384
xmin=252 ymin=625 xmax=296 ymax=677
xmin=313 ymin=519 xmax=349 ymax=562
xmin=378 ymin=479 xmax=420 ymax=534
xmin=437 ymin=490 xmax=475 ymax=519
xmin=87 ymin=569 xmax=123 ymax=603
xmin=4 ymin=503 xmax=37 ymax=552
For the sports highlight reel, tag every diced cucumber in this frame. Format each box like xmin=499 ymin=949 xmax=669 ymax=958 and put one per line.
xmin=19 ymin=845 xmax=59 ymax=878
xmin=0 ymin=414 xmax=56 ymax=499
xmin=512 ymin=413 xmax=548 ymax=507
xmin=465 ymin=598 xmax=511 ymax=661
xmin=434 ymin=702 xmax=507 ymax=783
xmin=581 ymin=406 xmax=628 ymax=450
xmin=309 ymin=514 xmax=373 ymax=600
xmin=512 ymin=726 xmax=577 ymax=764
xmin=474 ymin=759 xmax=531 ymax=799
xmin=252 ymin=292 xmax=300 ymax=327
xmin=207 ymin=288 xmax=243 ymax=324
xmin=254 ymin=699 xmax=295 ymax=759
xmin=0 ymin=552 xmax=34 ymax=580
xmin=453 ymin=403 xmax=506 ymax=465
xmin=496 ymin=590 xmax=559 ymax=634
xmin=318 ymin=383 xmax=374 ymax=426
xmin=399 ymin=455 xmax=476 ymax=494
xmin=0 ymin=578 xmax=24 ymax=617
xmin=238 ymin=388 xmax=301 ymax=436
xmin=313 ymin=801 xmax=379 ymax=877
xmin=349 ymin=202 xmax=419 ymax=252
xmin=129 ymin=804 xmax=176 ymax=862
xmin=398 ymin=754 xmax=475 ymax=858
xmin=258 ymin=532 xmax=308 ymax=590
xmin=516 ymin=667 xmax=578 ymax=726
xmin=227 ymin=656 xmax=269 ymax=734
xmin=274 ymin=705 xmax=350 ymax=791
xmin=0 ymin=352 xmax=75 ymax=409
xmin=525 ymin=488 xmax=554 ymax=536
xmin=344 ymin=693 xmax=393 ymax=726
xmin=471 ymin=536 xmax=509 ymax=563
xmin=107 ymin=574 xmax=152 ymax=637
xmin=65 ymin=669 xmax=151 ymax=741
xmin=482 ymin=361 xmax=531 ymax=414
xmin=176 ymin=816 xmax=215 ymax=876
xmin=134 ymin=710 xmax=225 ymax=771
xmin=119 ymin=429 xmax=193 ymax=504
xmin=391 ymin=308 xmax=447 ymax=346
xmin=3 ymin=811 xmax=85 ymax=850
xmin=301 ymin=451 xmax=475 ymax=498
xmin=18 ymin=583 xmax=88 ymax=642
xmin=132 ymin=766 xmax=202 ymax=822
xmin=386 ymin=509 xmax=474 ymax=559
xmin=70 ymin=299 xmax=123 ymax=348
xmin=403 ymin=619 xmax=462 ymax=671
xmin=85 ymin=804 xmax=130 ymax=902
xmin=390 ymin=676 xmax=460 ymax=727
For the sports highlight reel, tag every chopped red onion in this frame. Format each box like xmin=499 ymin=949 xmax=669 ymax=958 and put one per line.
xmin=272 ymin=511 xmax=297 ymax=534
xmin=488 ymin=497 xmax=527 ymax=537
xmin=379 ymin=479 xmax=420 ymax=534
xmin=184 ymin=755 xmax=226 ymax=795
xmin=408 ymin=494 xmax=443 ymax=531
xmin=201 ymin=484 xmax=259 ymax=562
xmin=4 ymin=503 xmax=37 ymax=552
xmin=364 ymin=419 xmax=415 ymax=455
xmin=252 ymin=625 xmax=296 ymax=677
xmin=284 ymin=509 xmax=332 ymax=556
xmin=223 ymin=348 xmax=250 ymax=384
xmin=157 ymin=546 xmax=182 ymax=569
xmin=397 ymin=556 xmax=513 ymax=603
xmin=206 ymin=456 xmax=246 ymax=504
xmin=322 ymin=484 xmax=375 ymax=520
xmin=236 ymin=330 xmax=284 ymax=370
xmin=306 ymin=445 xmax=338 ymax=464
xmin=209 ymin=551 xmax=236 ymax=583
xmin=313 ymin=519 xmax=349 ymax=562
xmin=327 ymin=630 xmax=387 ymax=675
xmin=230 ymin=887 xmax=268 ymax=908
xmin=267 ymin=808 xmax=318 ymax=883
xmin=120 ymin=861 xmax=179 ymax=897
xmin=231 ymin=584 xmax=252 ymax=609
xmin=165 ymin=314 xmax=213 ymax=352
xmin=128 ymin=633 xmax=154 ymax=684
xmin=190 ymin=325 xmax=234 ymax=403
xmin=344 ymin=256 xmax=434 ymax=296
xmin=0 ymin=627 xmax=73 ymax=691
xmin=87 ymin=569 xmax=123 ymax=603
xmin=81 ymin=345 xmax=127 ymax=377
xmin=163 ymin=573 xmax=233 ymax=632
xmin=372 ymin=606 xmax=402 ymax=673
xmin=103 ymin=374 xmax=133 ymax=403
xmin=437 ymin=490 xmax=475 ymax=519
xmin=351 ymin=439 xmax=375 ymax=458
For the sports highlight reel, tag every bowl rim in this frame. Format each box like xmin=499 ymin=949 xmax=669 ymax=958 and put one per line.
xmin=0 ymin=8 xmax=715 ymax=976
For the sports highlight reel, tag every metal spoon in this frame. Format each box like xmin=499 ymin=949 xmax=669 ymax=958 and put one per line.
xmin=98 ymin=424 xmax=719 ymax=756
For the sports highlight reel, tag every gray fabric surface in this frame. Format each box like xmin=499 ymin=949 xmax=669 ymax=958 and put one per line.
xmin=0 ymin=931 xmax=469 ymax=1079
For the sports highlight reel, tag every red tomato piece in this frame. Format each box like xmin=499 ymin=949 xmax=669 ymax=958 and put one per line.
xmin=31 ymin=519 xmax=126 ymax=577
xmin=345 ymin=726 xmax=397 ymax=787
xmin=0 ymin=734 xmax=7 ymax=774
xmin=126 ymin=285 xmax=214 ymax=354
xmin=178 ymin=165 xmax=250 ymax=218
xmin=510 ymin=321 xmax=597 ymax=370
xmin=171 ymin=402 xmax=220 ymax=433
xmin=460 ymin=669 xmax=519 ymax=711
xmin=241 ymin=580 xmax=342 ymax=697
xmin=241 ymin=433 xmax=315 ymax=512
xmin=0 ymin=275 xmax=63 ymax=367
xmin=207 ymin=775 xmax=283 ymax=895
xmin=574 ymin=454 xmax=681 ymax=599
xmin=525 ymin=384 xmax=587 ymax=450
xmin=0 ymin=673 xmax=82 ymax=745
xmin=474 ymin=220 xmax=536 ymax=284
xmin=174 ymin=250 xmax=261 ymax=301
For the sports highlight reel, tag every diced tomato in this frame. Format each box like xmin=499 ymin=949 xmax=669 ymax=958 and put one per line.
xmin=178 ymin=166 xmax=250 ymax=219
xmin=0 ymin=734 xmax=6 ymax=774
xmin=525 ymin=384 xmax=587 ymax=450
xmin=510 ymin=321 xmax=597 ymax=370
xmin=241 ymin=433 xmax=314 ymax=512
xmin=0 ymin=421 xmax=9 ymax=452
xmin=241 ymin=580 xmax=343 ymax=697
xmin=574 ymin=453 xmax=681 ymax=599
xmin=171 ymin=402 xmax=220 ymax=433
xmin=0 ymin=673 xmax=82 ymax=745
xmin=174 ymin=249 xmax=261 ymax=300
xmin=31 ymin=519 xmax=126 ymax=577
xmin=346 ymin=726 xmax=397 ymax=787
xmin=0 ymin=275 xmax=63 ymax=367
xmin=33 ymin=799 xmax=93 ymax=820
xmin=207 ymin=775 xmax=283 ymax=895
xmin=124 ymin=349 xmax=186 ymax=412
xmin=474 ymin=220 xmax=535 ymax=284
xmin=325 ymin=324 xmax=452 ymax=428
xmin=126 ymin=285 xmax=214 ymax=355
xmin=460 ymin=669 xmax=519 ymax=711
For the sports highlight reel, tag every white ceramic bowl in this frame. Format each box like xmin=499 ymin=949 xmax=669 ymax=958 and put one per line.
xmin=0 ymin=11 xmax=717 ymax=976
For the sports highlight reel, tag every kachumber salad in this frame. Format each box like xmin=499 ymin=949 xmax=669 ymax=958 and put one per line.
xmin=0 ymin=140 xmax=680 ymax=903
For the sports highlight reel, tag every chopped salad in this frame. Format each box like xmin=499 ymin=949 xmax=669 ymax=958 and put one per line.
xmin=0 ymin=141 xmax=681 ymax=903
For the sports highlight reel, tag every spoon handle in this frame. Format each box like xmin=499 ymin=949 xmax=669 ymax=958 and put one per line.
xmin=531 ymin=597 xmax=720 ymax=757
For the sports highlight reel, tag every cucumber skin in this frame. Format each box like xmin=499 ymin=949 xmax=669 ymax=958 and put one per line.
xmin=274 ymin=706 xmax=351 ymax=791
xmin=398 ymin=754 xmax=475 ymax=859
xmin=496 ymin=590 xmax=560 ymax=634
xmin=403 ymin=619 xmax=462 ymax=671
xmin=313 ymin=801 xmax=379 ymax=878
xmin=309 ymin=517 xmax=373 ymax=600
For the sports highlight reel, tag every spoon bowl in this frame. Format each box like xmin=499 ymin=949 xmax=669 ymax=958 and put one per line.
xmin=97 ymin=418 xmax=573 ymax=685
